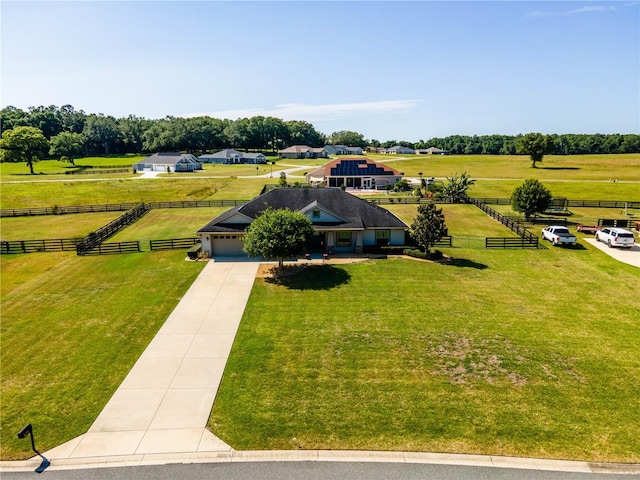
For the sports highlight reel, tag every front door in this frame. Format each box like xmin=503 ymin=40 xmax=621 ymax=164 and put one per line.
xmin=309 ymin=233 xmax=324 ymax=252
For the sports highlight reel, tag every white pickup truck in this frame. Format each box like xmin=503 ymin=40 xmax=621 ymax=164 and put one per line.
xmin=541 ymin=226 xmax=577 ymax=246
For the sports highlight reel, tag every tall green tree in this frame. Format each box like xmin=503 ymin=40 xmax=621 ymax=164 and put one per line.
xmin=243 ymin=208 xmax=315 ymax=269
xmin=329 ymin=130 xmax=367 ymax=148
xmin=516 ymin=132 xmax=554 ymax=167
xmin=83 ymin=114 xmax=120 ymax=155
xmin=49 ymin=131 xmax=84 ymax=164
xmin=118 ymin=115 xmax=151 ymax=153
xmin=511 ymin=179 xmax=552 ymax=220
xmin=284 ymin=120 xmax=325 ymax=147
xmin=410 ymin=202 xmax=447 ymax=254
xmin=0 ymin=106 xmax=28 ymax=134
xmin=0 ymin=126 xmax=49 ymax=174
xmin=441 ymin=171 xmax=475 ymax=203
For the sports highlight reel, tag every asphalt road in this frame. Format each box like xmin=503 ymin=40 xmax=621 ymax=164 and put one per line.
xmin=3 ymin=462 xmax=638 ymax=480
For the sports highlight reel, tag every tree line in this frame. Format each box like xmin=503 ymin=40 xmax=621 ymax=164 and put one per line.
xmin=1 ymin=105 xmax=638 ymax=160
xmin=415 ymin=133 xmax=640 ymax=155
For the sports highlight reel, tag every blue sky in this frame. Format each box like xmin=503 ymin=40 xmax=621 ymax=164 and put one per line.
xmin=1 ymin=1 xmax=638 ymax=141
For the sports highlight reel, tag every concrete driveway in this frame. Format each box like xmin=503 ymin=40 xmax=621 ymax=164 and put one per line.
xmin=584 ymin=238 xmax=640 ymax=268
xmin=44 ymin=260 xmax=259 ymax=460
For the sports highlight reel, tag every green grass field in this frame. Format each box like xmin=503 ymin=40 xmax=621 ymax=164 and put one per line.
xmin=108 ymin=207 xmax=228 ymax=242
xmin=0 ymin=251 xmax=207 ymax=459
xmin=368 ymin=153 xmax=640 ymax=182
xmin=1 ymin=212 xmax=122 ymax=240
xmin=1 ymin=153 xmax=639 ymax=462
xmin=209 ymin=251 xmax=640 ymax=462
xmin=0 ymin=177 xmax=269 ymax=208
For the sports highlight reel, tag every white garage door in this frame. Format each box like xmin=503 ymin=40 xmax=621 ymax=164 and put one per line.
xmin=213 ymin=236 xmax=246 ymax=256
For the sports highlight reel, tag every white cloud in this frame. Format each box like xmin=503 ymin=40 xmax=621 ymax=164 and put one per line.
xmin=529 ymin=4 xmax=617 ymax=17
xmin=184 ymin=99 xmax=421 ymax=121
xmin=567 ymin=5 xmax=616 ymax=15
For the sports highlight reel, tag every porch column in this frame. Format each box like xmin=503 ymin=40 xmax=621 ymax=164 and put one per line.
xmin=355 ymin=232 xmax=363 ymax=254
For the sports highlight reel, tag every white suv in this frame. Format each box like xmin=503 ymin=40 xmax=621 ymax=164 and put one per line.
xmin=595 ymin=227 xmax=636 ymax=248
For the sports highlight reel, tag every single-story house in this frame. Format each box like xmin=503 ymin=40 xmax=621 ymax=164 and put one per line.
xmin=366 ymin=146 xmax=384 ymax=153
xmin=133 ymin=152 xmax=202 ymax=172
xmin=278 ymin=145 xmax=328 ymax=159
xmin=382 ymin=145 xmax=416 ymax=155
xmin=416 ymin=147 xmax=448 ymax=155
xmin=305 ymin=157 xmax=403 ymax=189
xmin=199 ymin=149 xmax=267 ymax=164
xmin=325 ymin=145 xmax=364 ymax=155
xmin=196 ymin=188 xmax=408 ymax=257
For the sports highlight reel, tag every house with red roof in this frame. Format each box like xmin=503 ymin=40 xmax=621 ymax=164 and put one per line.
xmin=305 ymin=157 xmax=403 ymax=189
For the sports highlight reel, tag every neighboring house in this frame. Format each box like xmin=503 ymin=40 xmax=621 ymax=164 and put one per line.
xmin=278 ymin=145 xmax=328 ymax=159
xmin=305 ymin=157 xmax=403 ymax=189
xmin=382 ymin=145 xmax=416 ymax=155
xmin=196 ymin=188 xmax=408 ymax=257
xmin=325 ymin=145 xmax=364 ymax=155
xmin=366 ymin=146 xmax=384 ymax=153
xmin=416 ymin=147 xmax=448 ymax=155
xmin=133 ymin=152 xmax=202 ymax=172
xmin=199 ymin=149 xmax=267 ymax=164
xmin=199 ymin=149 xmax=243 ymax=164
xmin=243 ymin=152 xmax=267 ymax=164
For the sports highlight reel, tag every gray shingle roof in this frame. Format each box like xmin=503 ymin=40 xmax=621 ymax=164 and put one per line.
xmin=135 ymin=153 xmax=198 ymax=166
xmin=197 ymin=188 xmax=408 ymax=234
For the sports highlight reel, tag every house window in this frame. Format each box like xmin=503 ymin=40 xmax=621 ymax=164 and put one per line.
xmin=376 ymin=230 xmax=390 ymax=246
xmin=312 ymin=209 xmax=320 ymax=218
xmin=337 ymin=231 xmax=351 ymax=246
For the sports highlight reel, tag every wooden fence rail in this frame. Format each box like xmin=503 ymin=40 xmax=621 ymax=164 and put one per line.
xmin=485 ymin=237 xmax=539 ymax=248
xmin=149 ymin=238 xmax=200 ymax=251
xmin=1 ymin=238 xmax=80 ymax=254
xmin=598 ymin=218 xmax=637 ymax=228
xmin=529 ymin=216 xmax=567 ymax=226
xmin=80 ymin=241 xmax=141 ymax=255
xmin=472 ymin=198 xmax=640 ymax=208
xmin=0 ymin=203 xmax=139 ymax=217
xmin=76 ymin=204 xmax=149 ymax=255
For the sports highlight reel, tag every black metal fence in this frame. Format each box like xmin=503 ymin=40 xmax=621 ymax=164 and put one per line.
xmin=1 ymin=238 xmax=80 ymax=254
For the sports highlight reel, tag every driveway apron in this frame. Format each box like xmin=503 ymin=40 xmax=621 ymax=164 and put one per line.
xmin=59 ymin=260 xmax=259 ymax=459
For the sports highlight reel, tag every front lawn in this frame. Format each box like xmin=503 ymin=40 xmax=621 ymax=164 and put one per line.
xmin=0 ymin=251 xmax=206 ymax=459
xmin=210 ymin=250 xmax=640 ymax=462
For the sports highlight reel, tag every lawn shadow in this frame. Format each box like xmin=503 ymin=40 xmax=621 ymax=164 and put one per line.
xmin=266 ymin=264 xmax=350 ymax=290
xmin=538 ymin=166 xmax=580 ymax=171
xmin=448 ymin=257 xmax=489 ymax=270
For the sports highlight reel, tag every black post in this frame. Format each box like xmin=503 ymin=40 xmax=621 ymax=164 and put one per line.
xmin=18 ymin=424 xmax=50 ymax=473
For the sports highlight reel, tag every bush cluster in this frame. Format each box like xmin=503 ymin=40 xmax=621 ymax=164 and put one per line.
xmin=403 ymin=248 xmax=444 ymax=260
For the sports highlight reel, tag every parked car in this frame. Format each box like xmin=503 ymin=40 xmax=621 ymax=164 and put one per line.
xmin=541 ymin=226 xmax=577 ymax=246
xmin=595 ymin=227 xmax=636 ymax=248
